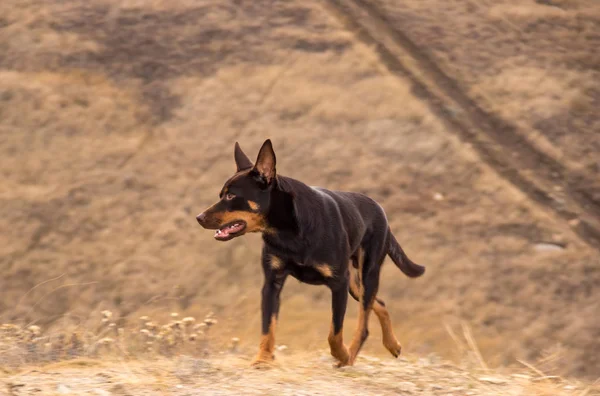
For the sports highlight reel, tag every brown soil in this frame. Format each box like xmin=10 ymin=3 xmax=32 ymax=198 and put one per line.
xmin=1 ymin=0 xmax=599 ymax=383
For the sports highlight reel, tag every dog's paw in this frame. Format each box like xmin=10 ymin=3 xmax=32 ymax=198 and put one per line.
xmin=333 ymin=356 xmax=353 ymax=368
xmin=250 ymin=360 xmax=273 ymax=370
xmin=384 ymin=340 xmax=402 ymax=358
xmin=329 ymin=345 xmax=351 ymax=368
xmin=250 ymin=354 xmax=275 ymax=369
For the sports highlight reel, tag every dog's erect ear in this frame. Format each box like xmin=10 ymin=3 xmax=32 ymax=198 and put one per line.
xmin=254 ymin=139 xmax=276 ymax=184
xmin=234 ymin=142 xmax=254 ymax=172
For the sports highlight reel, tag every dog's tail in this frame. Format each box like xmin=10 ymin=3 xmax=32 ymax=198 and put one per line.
xmin=387 ymin=229 xmax=425 ymax=278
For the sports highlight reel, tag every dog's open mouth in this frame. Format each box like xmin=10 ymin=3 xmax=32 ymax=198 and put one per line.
xmin=214 ymin=221 xmax=247 ymax=241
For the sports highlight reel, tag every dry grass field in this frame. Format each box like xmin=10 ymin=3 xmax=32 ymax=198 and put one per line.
xmin=1 ymin=0 xmax=599 ymax=392
xmin=3 ymin=354 xmax=598 ymax=395
xmin=371 ymin=0 xmax=600 ymax=195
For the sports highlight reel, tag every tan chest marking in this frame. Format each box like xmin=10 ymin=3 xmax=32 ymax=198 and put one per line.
xmin=315 ymin=263 xmax=334 ymax=278
xmin=270 ymin=255 xmax=284 ymax=270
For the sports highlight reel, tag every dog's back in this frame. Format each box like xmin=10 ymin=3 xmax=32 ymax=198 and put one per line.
xmin=311 ymin=186 xmax=424 ymax=277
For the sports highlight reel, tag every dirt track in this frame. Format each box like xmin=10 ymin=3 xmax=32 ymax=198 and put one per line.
xmin=326 ymin=0 xmax=600 ymax=250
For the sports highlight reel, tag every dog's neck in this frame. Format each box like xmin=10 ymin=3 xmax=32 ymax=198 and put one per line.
xmin=262 ymin=175 xmax=321 ymax=257
xmin=265 ymin=179 xmax=298 ymax=234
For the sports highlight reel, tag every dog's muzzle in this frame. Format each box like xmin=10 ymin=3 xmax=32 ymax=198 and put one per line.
xmin=196 ymin=212 xmax=207 ymax=226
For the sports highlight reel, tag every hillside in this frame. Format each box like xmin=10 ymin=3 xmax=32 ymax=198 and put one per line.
xmin=1 ymin=0 xmax=599 ymax=382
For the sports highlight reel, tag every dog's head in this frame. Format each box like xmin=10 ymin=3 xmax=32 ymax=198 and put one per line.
xmin=196 ymin=139 xmax=277 ymax=241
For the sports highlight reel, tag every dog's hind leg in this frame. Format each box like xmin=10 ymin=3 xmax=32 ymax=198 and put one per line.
xmin=349 ymin=229 xmax=391 ymax=365
xmin=372 ymin=297 xmax=402 ymax=357
xmin=345 ymin=242 xmax=381 ymax=365
xmin=348 ymin=267 xmax=402 ymax=358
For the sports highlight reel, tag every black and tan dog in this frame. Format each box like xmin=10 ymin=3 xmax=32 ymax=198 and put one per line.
xmin=196 ymin=139 xmax=425 ymax=367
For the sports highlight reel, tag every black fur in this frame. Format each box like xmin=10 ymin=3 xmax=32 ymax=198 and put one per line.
xmin=196 ymin=139 xmax=425 ymax=365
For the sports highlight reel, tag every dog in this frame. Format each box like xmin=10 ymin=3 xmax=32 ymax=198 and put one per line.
xmin=196 ymin=139 xmax=425 ymax=367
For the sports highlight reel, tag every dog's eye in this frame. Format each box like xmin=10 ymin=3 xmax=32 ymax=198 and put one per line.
xmin=225 ymin=193 xmax=236 ymax=201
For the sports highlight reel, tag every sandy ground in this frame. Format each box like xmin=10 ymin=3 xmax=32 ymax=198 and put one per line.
xmin=2 ymin=352 xmax=598 ymax=396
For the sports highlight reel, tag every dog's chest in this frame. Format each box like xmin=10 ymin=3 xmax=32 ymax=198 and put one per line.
xmin=286 ymin=261 xmax=329 ymax=285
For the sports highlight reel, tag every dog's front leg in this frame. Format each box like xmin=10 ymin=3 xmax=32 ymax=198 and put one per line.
xmin=328 ymin=282 xmax=350 ymax=367
xmin=252 ymin=257 xmax=287 ymax=367
xmin=251 ymin=280 xmax=283 ymax=366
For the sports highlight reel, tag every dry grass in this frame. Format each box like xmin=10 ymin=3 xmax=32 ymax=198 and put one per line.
xmin=0 ymin=311 xmax=220 ymax=370
xmin=1 ymin=0 xmax=599 ymax=385
xmin=472 ymin=66 xmax=584 ymax=122
xmin=372 ymin=0 xmax=600 ymax=183
xmin=1 ymin=314 xmax=598 ymax=395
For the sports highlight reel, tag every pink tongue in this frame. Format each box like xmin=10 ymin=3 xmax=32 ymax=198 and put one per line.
xmin=215 ymin=229 xmax=230 ymax=238
xmin=215 ymin=223 xmax=244 ymax=238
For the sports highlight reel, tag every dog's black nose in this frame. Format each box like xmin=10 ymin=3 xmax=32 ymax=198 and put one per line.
xmin=196 ymin=213 xmax=206 ymax=225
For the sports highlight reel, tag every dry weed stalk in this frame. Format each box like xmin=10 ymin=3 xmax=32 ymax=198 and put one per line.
xmin=443 ymin=321 xmax=489 ymax=371
xmin=0 ymin=309 xmax=228 ymax=368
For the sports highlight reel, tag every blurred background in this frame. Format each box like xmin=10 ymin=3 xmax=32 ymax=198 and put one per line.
xmin=1 ymin=0 xmax=599 ymax=379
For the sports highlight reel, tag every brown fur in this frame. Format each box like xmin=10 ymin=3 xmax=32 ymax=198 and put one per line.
xmin=373 ymin=301 xmax=402 ymax=357
xmin=349 ymin=270 xmax=361 ymax=297
xmin=346 ymin=249 xmax=368 ymax=365
xmin=252 ymin=315 xmax=277 ymax=365
xmin=348 ymin=297 xmax=373 ymax=365
xmin=349 ymin=268 xmax=401 ymax=356
xmin=270 ymin=255 xmax=284 ymax=271
xmin=216 ymin=211 xmax=268 ymax=233
xmin=328 ymin=323 xmax=350 ymax=365
xmin=315 ymin=263 xmax=334 ymax=278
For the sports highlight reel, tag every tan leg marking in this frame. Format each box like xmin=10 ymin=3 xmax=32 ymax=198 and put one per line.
xmin=350 ymin=256 xmax=401 ymax=359
xmin=373 ymin=301 xmax=402 ymax=357
xmin=270 ymin=255 xmax=284 ymax=271
xmin=315 ymin=263 xmax=333 ymax=278
xmin=347 ymin=298 xmax=373 ymax=366
xmin=349 ymin=269 xmax=361 ymax=297
xmin=345 ymin=248 xmax=371 ymax=366
xmin=251 ymin=315 xmax=277 ymax=367
xmin=328 ymin=323 xmax=350 ymax=366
